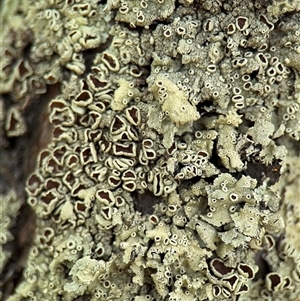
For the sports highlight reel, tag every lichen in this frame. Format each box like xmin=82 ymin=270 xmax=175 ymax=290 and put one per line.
xmin=0 ymin=190 xmax=21 ymax=279
xmin=1 ymin=0 xmax=300 ymax=300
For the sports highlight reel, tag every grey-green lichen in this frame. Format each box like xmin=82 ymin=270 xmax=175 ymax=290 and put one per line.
xmin=0 ymin=190 xmax=21 ymax=287
xmin=1 ymin=0 xmax=300 ymax=300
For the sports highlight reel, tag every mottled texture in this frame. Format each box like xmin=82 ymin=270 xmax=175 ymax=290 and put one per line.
xmin=1 ymin=0 xmax=300 ymax=301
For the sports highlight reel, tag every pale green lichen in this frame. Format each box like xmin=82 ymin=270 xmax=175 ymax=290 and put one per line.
xmin=0 ymin=190 xmax=21 ymax=279
xmin=149 ymin=74 xmax=200 ymax=126
xmin=1 ymin=0 xmax=300 ymax=300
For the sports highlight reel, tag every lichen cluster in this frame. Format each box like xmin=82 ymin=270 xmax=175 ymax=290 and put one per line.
xmin=1 ymin=0 xmax=300 ymax=300
xmin=0 ymin=191 xmax=21 ymax=276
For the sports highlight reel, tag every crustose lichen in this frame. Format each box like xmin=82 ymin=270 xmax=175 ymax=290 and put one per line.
xmin=0 ymin=0 xmax=300 ymax=300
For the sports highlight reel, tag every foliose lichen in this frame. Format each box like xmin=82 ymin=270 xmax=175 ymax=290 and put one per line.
xmin=1 ymin=0 xmax=300 ymax=300
xmin=0 ymin=190 xmax=21 ymax=278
